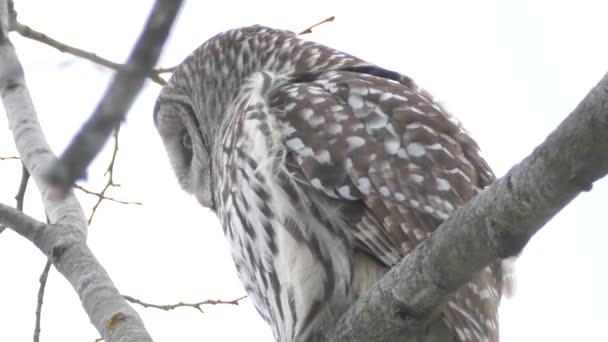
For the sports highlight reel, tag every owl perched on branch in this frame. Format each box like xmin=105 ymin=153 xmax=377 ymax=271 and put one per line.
xmin=154 ymin=26 xmax=508 ymax=341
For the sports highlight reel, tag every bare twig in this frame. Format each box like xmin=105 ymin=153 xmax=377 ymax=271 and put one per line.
xmin=123 ymin=295 xmax=247 ymax=314
xmin=1 ymin=163 xmax=30 ymax=234
xmin=44 ymin=0 xmax=183 ymax=193
xmin=155 ymin=66 xmax=177 ymax=74
xmin=0 ymin=155 xmax=19 ymax=160
xmin=15 ymin=163 xmax=29 ymax=210
xmin=11 ymin=21 xmax=168 ymax=85
xmin=71 ymin=128 xmax=142 ymax=224
xmin=298 ymin=16 xmax=335 ymax=35
xmin=33 ymin=259 xmax=52 ymax=342
xmin=75 ymin=185 xmax=142 ymax=206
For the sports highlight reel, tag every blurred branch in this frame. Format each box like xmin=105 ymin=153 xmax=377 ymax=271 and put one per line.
xmin=155 ymin=65 xmax=177 ymax=74
xmin=44 ymin=0 xmax=182 ymax=193
xmin=298 ymin=16 xmax=335 ymax=35
xmin=0 ymin=155 xmax=19 ymax=160
xmin=123 ymin=295 xmax=247 ymax=314
xmin=0 ymin=0 xmax=182 ymax=340
xmin=11 ymin=21 xmax=169 ymax=86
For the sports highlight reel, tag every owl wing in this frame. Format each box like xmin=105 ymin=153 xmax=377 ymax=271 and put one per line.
xmin=272 ymin=66 xmax=502 ymax=341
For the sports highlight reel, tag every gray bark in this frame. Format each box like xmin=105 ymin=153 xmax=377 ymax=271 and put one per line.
xmin=321 ymin=70 xmax=608 ymax=341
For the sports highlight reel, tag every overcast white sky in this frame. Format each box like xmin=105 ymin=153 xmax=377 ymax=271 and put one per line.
xmin=1 ymin=0 xmax=608 ymax=341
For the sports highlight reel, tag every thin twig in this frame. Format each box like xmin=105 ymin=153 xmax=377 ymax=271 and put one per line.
xmin=123 ymin=295 xmax=247 ymax=314
xmin=44 ymin=0 xmax=182 ymax=193
xmin=0 ymin=163 xmax=29 ymax=234
xmin=15 ymin=163 xmax=29 ymax=210
xmin=70 ymin=128 xmax=142 ymax=224
xmin=33 ymin=259 xmax=52 ymax=342
xmin=155 ymin=66 xmax=177 ymax=74
xmin=11 ymin=21 xmax=168 ymax=86
xmin=0 ymin=155 xmax=19 ymax=160
xmin=75 ymin=185 xmax=142 ymax=206
xmin=298 ymin=16 xmax=335 ymax=35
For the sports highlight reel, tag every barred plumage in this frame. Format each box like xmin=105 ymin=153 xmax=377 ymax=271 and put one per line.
xmin=154 ymin=25 xmax=508 ymax=341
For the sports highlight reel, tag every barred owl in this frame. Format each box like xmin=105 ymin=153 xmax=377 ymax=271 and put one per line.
xmin=154 ymin=26 xmax=507 ymax=342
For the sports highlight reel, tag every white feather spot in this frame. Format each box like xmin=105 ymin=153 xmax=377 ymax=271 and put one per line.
xmin=385 ymin=123 xmax=398 ymax=137
xmin=379 ymin=93 xmax=394 ymax=101
xmin=311 ymin=178 xmax=323 ymax=189
xmin=409 ymin=174 xmax=424 ymax=184
xmin=311 ymin=97 xmax=326 ymax=104
xmin=436 ymin=178 xmax=451 ymax=191
xmin=348 ymin=95 xmax=364 ymax=110
xmin=286 ymin=137 xmax=304 ymax=150
xmin=423 ymin=205 xmax=434 ymax=213
xmin=357 ymin=177 xmax=371 ymax=194
xmin=436 ymin=211 xmax=449 ymax=220
xmin=378 ymin=186 xmax=390 ymax=197
xmin=300 ymin=108 xmax=313 ymax=120
xmin=284 ymin=102 xmax=297 ymax=111
xmin=333 ymin=111 xmax=349 ymax=121
xmin=366 ymin=114 xmax=388 ymax=130
xmin=410 ymin=106 xmax=425 ymax=115
xmin=409 ymin=199 xmax=420 ymax=208
xmin=413 ymin=228 xmax=426 ymax=240
xmin=394 ymin=192 xmax=406 ymax=201
xmin=345 ymin=158 xmax=353 ymax=170
xmin=314 ymin=149 xmax=331 ymax=164
xmin=385 ymin=139 xmax=400 ymax=155
xmin=346 ymin=136 xmax=365 ymax=150
xmin=283 ymin=124 xmax=296 ymax=136
xmin=337 ymin=185 xmax=356 ymax=199
xmin=397 ymin=148 xmax=408 ymax=159
xmin=406 ymin=142 xmax=426 ymax=157
xmin=327 ymin=123 xmax=342 ymax=135
xmin=308 ymin=115 xmax=325 ymax=127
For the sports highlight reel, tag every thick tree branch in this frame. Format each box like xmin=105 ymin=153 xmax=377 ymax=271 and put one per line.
xmin=0 ymin=1 xmax=167 ymax=341
xmin=0 ymin=204 xmax=153 ymax=342
xmin=45 ymin=0 xmax=183 ymax=192
xmin=321 ymin=71 xmax=608 ymax=341
xmin=0 ymin=6 xmax=87 ymax=232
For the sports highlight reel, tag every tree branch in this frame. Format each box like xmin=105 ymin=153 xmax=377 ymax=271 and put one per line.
xmin=298 ymin=16 xmax=335 ymax=35
xmin=0 ymin=203 xmax=153 ymax=342
xmin=11 ymin=21 xmax=168 ymax=86
xmin=0 ymin=1 xmax=178 ymax=340
xmin=321 ymin=70 xmax=608 ymax=341
xmin=33 ymin=259 xmax=51 ymax=342
xmin=44 ymin=0 xmax=183 ymax=192
xmin=123 ymin=295 xmax=247 ymax=314
xmin=0 ymin=3 xmax=88 ymax=233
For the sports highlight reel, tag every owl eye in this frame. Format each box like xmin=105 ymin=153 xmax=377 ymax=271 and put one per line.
xmin=181 ymin=129 xmax=193 ymax=166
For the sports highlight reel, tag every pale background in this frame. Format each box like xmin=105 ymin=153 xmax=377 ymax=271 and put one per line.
xmin=1 ymin=0 xmax=607 ymax=341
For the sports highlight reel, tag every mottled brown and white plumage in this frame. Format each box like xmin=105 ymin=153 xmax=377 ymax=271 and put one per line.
xmin=154 ymin=26 xmax=507 ymax=341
